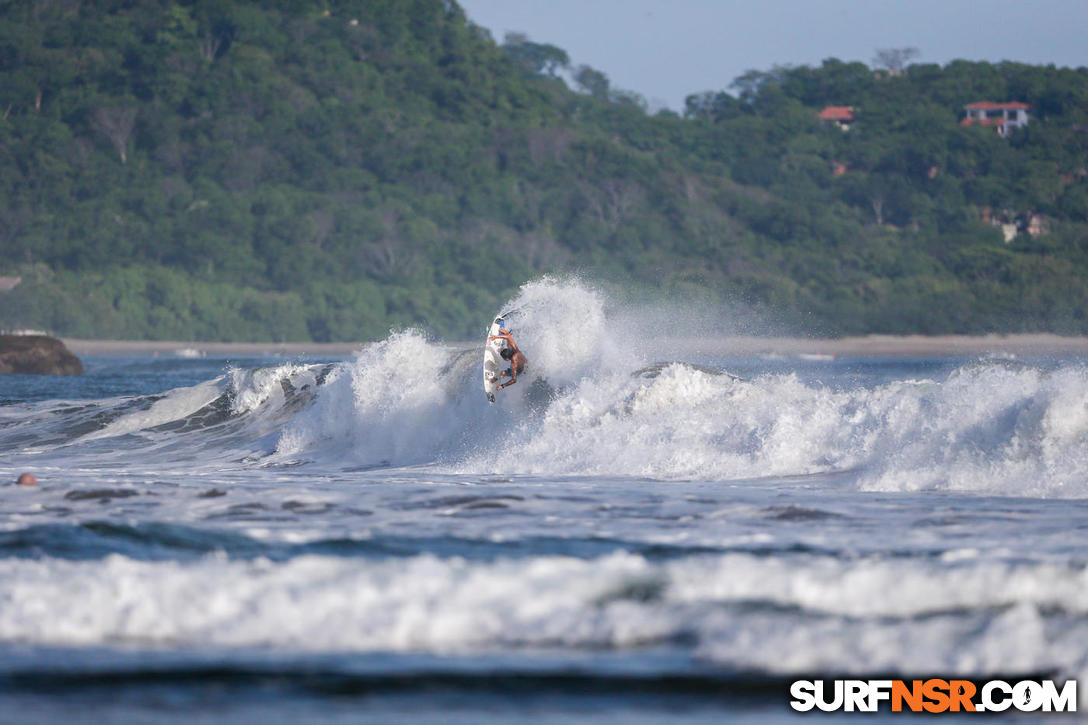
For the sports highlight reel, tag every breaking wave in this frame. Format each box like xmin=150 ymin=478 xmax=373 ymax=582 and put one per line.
xmin=4 ymin=278 xmax=1088 ymax=497
xmin=1 ymin=550 xmax=1085 ymax=679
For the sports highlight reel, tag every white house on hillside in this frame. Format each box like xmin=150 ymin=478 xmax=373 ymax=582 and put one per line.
xmin=961 ymin=102 xmax=1029 ymax=137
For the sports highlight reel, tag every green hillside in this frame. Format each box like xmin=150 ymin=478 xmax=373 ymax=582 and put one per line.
xmin=1 ymin=0 xmax=1088 ymax=340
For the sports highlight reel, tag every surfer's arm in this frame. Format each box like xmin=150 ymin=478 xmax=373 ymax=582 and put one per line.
xmin=499 ymin=361 xmax=520 ymax=389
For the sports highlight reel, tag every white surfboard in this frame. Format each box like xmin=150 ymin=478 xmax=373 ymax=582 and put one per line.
xmin=483 ymin=316 xmax=511 ymax=403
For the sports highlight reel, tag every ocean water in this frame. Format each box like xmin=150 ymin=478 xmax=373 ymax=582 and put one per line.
xmin=1 ymin=280 xmax=1086 ymax=723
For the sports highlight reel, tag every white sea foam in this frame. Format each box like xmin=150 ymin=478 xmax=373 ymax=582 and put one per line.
xmin=266 ymin=279 xmax=1088 ymax=495
xmin=446 ymin=360 xmax=1088 ymax=496
xmin=1 ymin=552 xmax=1084 ymax=678
xmin=493 ymin=277 xmax=628 ymax=386
xmin=271 ymin=278 xmax=631 ymax=467
xmin=272 ymin=331 xmax=488 ymax=466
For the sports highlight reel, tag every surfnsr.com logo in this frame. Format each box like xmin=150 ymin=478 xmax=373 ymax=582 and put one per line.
xmin=790 ymin=679 xmax=1077 ymax=713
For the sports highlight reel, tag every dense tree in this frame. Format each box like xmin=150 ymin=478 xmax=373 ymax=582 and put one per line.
xmin=501 ymin=32 xmax=569 ymax=77
xmin=873 ymin=47 xmax=920 ymax=74
xmin=1 ymin=1 xmax=1087 ymax=340
xmin=573 ymin=64 xmax=610 ymax=101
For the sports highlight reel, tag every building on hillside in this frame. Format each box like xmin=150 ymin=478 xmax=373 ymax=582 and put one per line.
xmin=818 ymin=106 xmax=856 ymax=131
xmin=1025 ymin=212 xmax=1044 ymax=237
xmin=960 ymin=102 xmax=1029 ymax=138
xmin=980 ymin=208 xmax=1045 ymax=242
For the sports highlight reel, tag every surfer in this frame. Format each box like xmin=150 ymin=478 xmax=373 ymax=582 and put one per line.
xmin=497 ymin=343 xmax=527 ymax=391
xmin=484 ymin=315 xmax=527 ymax=401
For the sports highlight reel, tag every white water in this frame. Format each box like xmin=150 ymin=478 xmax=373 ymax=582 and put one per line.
xmin=4 ymin=279 xmax=1088 ymax=496
xmin=249 ymin=279 xmax=1088 ymax=497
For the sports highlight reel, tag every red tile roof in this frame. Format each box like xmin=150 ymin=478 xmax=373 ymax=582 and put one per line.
xmin=818 ymin=106 xmax=855 ymax=121
xmin=964 ymin=101 xmax=1029 ymax=110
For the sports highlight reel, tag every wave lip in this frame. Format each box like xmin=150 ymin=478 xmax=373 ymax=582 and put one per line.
xmin=0 ymin=361 xmax=336 ymax=466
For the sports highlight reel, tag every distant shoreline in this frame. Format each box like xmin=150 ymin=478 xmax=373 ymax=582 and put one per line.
xmin=62 ymin=334 xmax=1088 ymax=358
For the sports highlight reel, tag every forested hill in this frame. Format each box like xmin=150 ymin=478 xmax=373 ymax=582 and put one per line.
xmin=2 ymin=1 xmax=1088 ymax=341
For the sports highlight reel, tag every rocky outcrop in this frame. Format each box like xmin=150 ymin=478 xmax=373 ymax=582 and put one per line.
xmin=0 ymin=335 xmax=83 ymax=375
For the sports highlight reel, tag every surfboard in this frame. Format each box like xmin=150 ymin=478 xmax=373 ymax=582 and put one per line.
xmin=483 ymin=316 xmax=511 ymax=403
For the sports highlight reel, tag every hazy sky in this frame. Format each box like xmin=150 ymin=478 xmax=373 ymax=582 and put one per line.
xmin=458 ymin=0 xmax=1088 ymax=111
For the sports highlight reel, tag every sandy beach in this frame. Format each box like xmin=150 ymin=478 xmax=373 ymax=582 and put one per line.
xmin=62 ymin=333 xmax=1088 ymax=358
xmin=62 ymin=339 xmax=365 ymax=357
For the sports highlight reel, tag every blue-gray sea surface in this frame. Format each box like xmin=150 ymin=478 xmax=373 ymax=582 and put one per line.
xmin=1 ymin=284 xmax=1085 ymax=723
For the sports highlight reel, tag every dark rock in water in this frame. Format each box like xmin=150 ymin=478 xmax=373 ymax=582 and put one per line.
xmin=0 ymin=335 xmax=83 ymax=375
